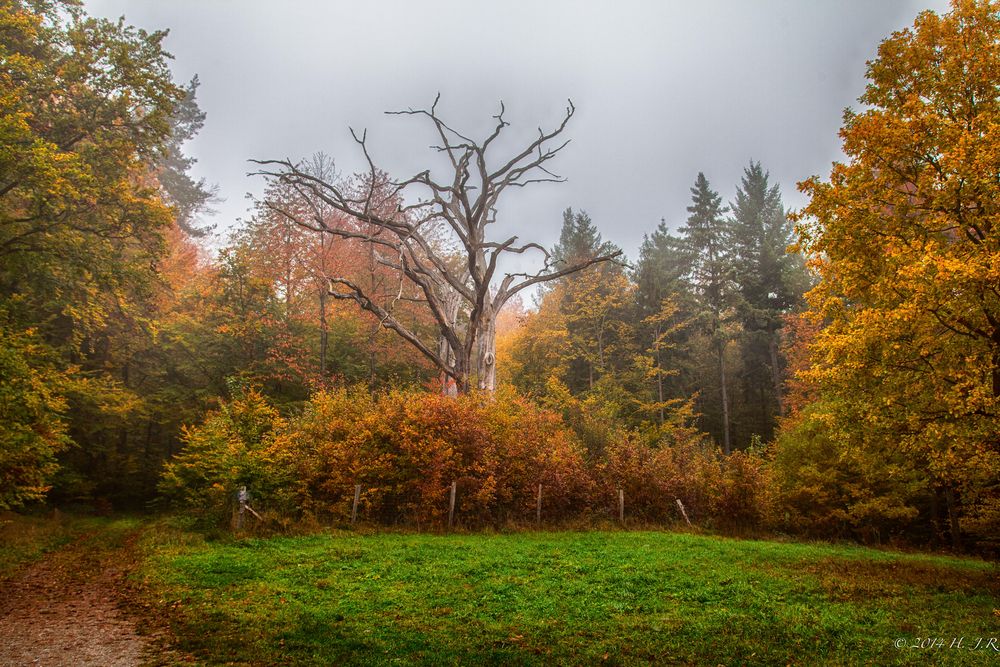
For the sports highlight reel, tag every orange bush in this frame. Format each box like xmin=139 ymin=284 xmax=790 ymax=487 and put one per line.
xmin=165 ymin=385 xmax=781 ymax=532
xmin=272 ymin=386 xmax=593 ymax=527
xmin=709 ymin=449 xmax=772 ymax=531
xmin=600 ymin=434 xmax=720 ymax=524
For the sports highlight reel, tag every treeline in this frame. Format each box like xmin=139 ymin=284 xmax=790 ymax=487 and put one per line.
xmin=0 ymin=1 xmax=432 ymax=509
xmin=503 ymin=164 xmax=809 ymax=455
xmin=3 ymin=0 xmax=998 ymax=553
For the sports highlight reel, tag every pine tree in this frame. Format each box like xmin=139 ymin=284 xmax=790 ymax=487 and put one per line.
xmin=633 ymin=220 xmax=692 ymax=424
xmin=551 ymin=208 xmax=619 ymax=267
xmin=546 ymin=208 xmax=625 ymax=392
xmin=157 ymin=76 xmax=219 ymax=237
xmin=679 ymin=173 xmax=737 ymax=453
xmin=728 ymin=162 xmax=806 ymax=444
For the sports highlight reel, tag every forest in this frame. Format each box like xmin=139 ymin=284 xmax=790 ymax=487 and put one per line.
xmin=2 ymin=0 xmax=999 ymax=559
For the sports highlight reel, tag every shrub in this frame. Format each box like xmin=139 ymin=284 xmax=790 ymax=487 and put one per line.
xmin=709 ymin=448 xmax=772 ymax=532
xmin=158 ymin=388 xmax=293 ymax=526
xmin=599 ymin=432 xmax=727 ymax=525
xmin=162 ymin=384 xmax=788 ymax=534
xmin=768 ymin=403 xmax=924 ymax=541
xmin=280 ymin=386 xmax=593 ymax=527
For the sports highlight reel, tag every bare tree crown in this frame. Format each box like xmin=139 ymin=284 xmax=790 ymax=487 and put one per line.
xmin=251 ymin=96 xmax=621 ymax=392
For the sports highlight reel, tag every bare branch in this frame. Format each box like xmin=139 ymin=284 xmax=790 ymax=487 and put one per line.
xmin=253 ymin=98 xmax=609 ymax=393
xmin=327 ymin=275 xmax=455 ymax=376
xmin=497 ymin=250 xmax=624 ymax=309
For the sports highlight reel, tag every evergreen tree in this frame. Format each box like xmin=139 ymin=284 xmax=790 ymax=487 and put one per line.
xmin=634 ymin=219 xmax=691 ymax=316
xmin=678 ymin=173 xmax=737 ymax=452
xmin=728 ymin=162 xmax=806 ymax=444
xmin=632 ymin=220 xmax=693 ymax=422
xmin=545 ymin=208 xmax=626 ymax=392
xmin=551 ymin=208 xmax=619 ymax=267
xmin=157 ymin=76 xmax=218 ymax=237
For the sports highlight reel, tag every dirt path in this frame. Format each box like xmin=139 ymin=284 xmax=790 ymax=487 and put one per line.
xmin=0 ymin=526 xmax=164 ymax=667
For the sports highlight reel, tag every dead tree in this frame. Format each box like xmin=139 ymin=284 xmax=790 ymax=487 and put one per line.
xmin=252 ymin=97 xmax=620 ymax=393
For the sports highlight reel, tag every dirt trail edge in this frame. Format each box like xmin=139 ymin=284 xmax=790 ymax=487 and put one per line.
xmin=0 ymin=522 xmax=178 ymax=667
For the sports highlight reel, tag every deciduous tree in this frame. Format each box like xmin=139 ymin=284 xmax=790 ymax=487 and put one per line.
xmin=253 ymin=98 xmax=620 ymax=393
xmin=793 ymin=0 xmax=1000 ymax=547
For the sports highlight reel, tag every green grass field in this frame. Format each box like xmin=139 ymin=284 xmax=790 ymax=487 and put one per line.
xmin=135 ymin=526 xmax=999 ymax=666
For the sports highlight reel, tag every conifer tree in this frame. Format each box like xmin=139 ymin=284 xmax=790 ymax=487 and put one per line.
xmin=679 ymin=173 xmax=737 ymax=452
xmin=633 ymin=220 xmax=692 ymax=424
xmin=157 ymin=77 xmax=218 ymax=237
xmin=728 ymin=162 xmax=805 ymax=443
xmin=552 ymin=208 xmax=619 ymax=268
xmin=548 ymin=208 xmax=625 ymax=392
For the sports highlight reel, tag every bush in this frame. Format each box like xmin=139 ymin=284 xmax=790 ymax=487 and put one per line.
xmin=161 ymin=384 xmax=785 ymax=533
xmin=158 ymin=388 xmax=294 ymax=526
xmin=281 ymin=386 xmax=593 ymax=527
xmin=768 ymin=403 xmax=923 ymax=541
xmin=599 ymin=435 xmax=718 ymax=524
xmin=709 ymin=448 xmax=771 ymax=532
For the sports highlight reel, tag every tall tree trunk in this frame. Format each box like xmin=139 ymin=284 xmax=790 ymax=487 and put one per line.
xmin=475 ymin=301 xmax=497 ymax=392
xmin=656 ymin=342 xmax=665 ymax=425
xmin=945 ymin=486 xmax=963 ymax=551
xmin=719 ymin=339 xmax=732 ymax=455
xmin=453 ymin=353 xmax=471 ymax=394
xmin=930 ymin=487 xmax=942 ymax=546
xmin=439 ymin=290 xmax=461 ymax=397
xmin=991 ymin=328 xmax=1000 ymax=397
xmin=367 ymin=233 xmax=378 ymax=395
xmin=769 ymin=326 xmax=783 ymax=417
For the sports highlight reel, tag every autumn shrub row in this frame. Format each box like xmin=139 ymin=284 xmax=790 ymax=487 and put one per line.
xmin=159 ymin=386 xmax=776 ymax=531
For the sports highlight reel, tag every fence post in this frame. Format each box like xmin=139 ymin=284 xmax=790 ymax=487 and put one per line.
xmin=351 ymin=484 xmax=361 ymax=524
xmin=236 ymin=485 xmax=248 ymax=531
xmin=536 ymin=483 xmax=542 ymax=526
xmin=618 ymin=488 xmax=624 ymax=525
xmin=448 ymin=481 xmax=457 ymax=530
xmin=675 ymin=498 xmax=692 ymax=526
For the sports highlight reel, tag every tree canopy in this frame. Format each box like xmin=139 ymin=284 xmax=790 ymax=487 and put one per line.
xmin=792 ymin=0 xmax=1000 ymax=546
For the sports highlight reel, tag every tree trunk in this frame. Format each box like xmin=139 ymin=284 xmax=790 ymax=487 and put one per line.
xmin=945 ymin=486 xmax=963 ymax=551
xmin=992 ymin=328 xmax=1000 ymax=397
xmin=475 ymin=302 xmax=497 ymax=392
xmin=439 ymin=290 xmax=462 ymax=397
xmin=930 ymin=487 xmax=942 ymax=546
xmin=453 ymin=354 xmax=471 ymax=394
xmin=719 ymin=339 xmax=732 ymax=455
xmin=656 ymin=354 xmax=665 ymax=425
xmin=769 ymin=327 xmax=783 ymax=417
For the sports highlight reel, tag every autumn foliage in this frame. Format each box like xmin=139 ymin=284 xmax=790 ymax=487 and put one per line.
xmin=787 ymin=0 xmax=1000 ymax=549
xmin=7 ymin=0 xmax=1000 ymax=556
xmin=160 ymin=385 xmax=780 ymax=531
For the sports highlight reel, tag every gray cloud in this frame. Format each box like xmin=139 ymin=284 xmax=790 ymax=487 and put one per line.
xmin=87 ymin=0 xmax=949 ymax=260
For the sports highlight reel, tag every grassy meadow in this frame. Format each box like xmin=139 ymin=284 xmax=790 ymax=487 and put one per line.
xmin=133 ymin=526 xmax=999 ymax=666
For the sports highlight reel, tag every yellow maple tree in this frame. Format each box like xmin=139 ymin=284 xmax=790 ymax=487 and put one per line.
xmin=792 ymin=0 xmax=1000 ymax=547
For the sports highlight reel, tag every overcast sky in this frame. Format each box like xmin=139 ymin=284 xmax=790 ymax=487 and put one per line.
xmin=87 ymin=0 xmax=949 ymax=262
